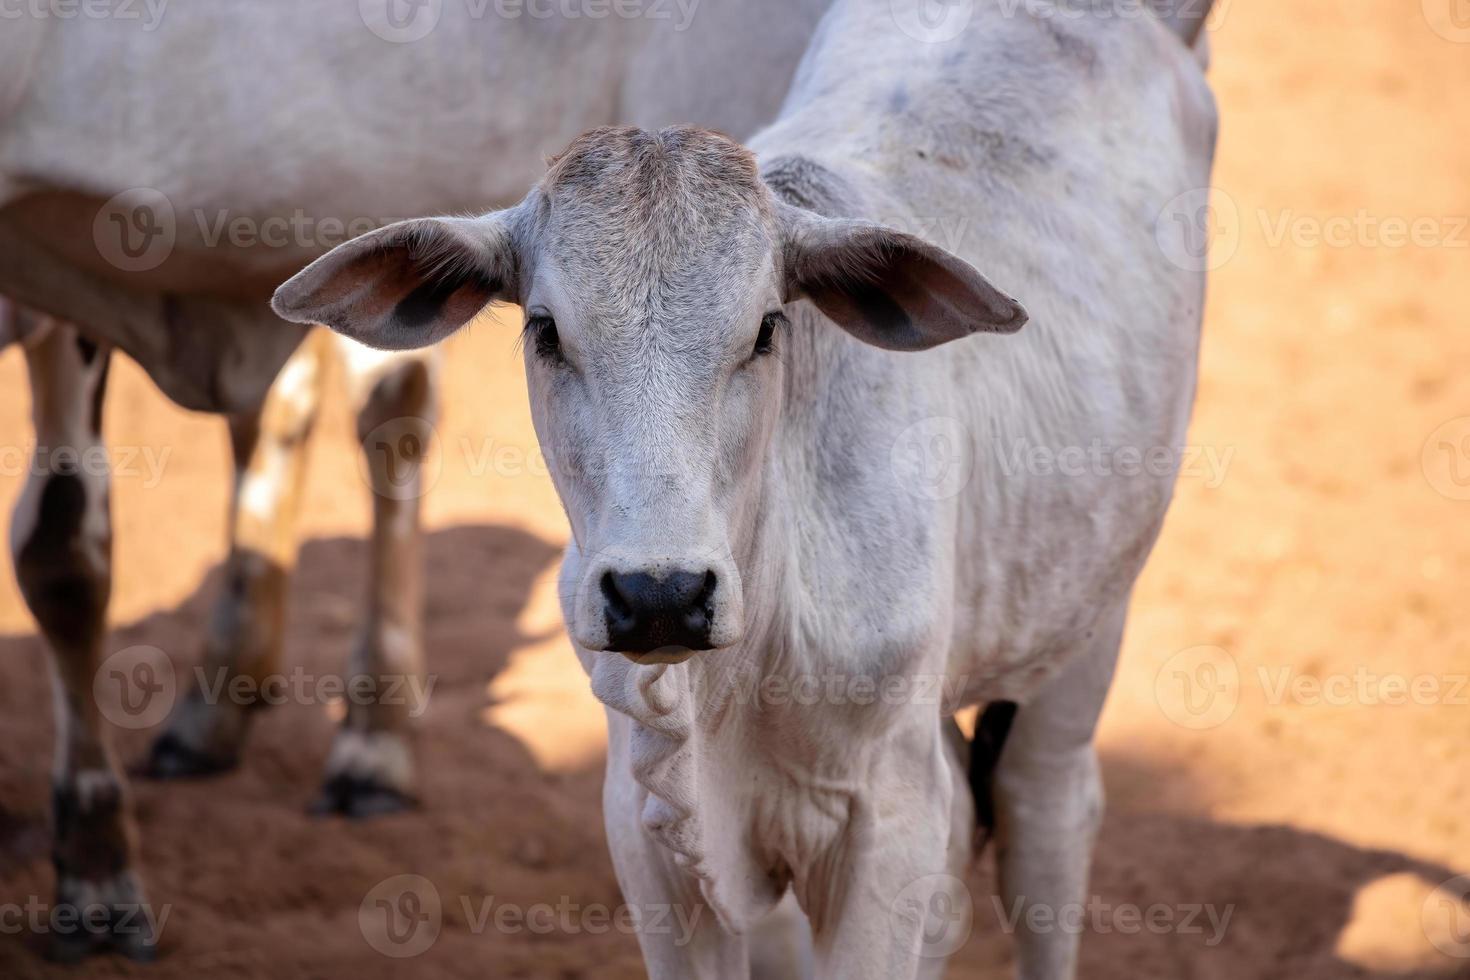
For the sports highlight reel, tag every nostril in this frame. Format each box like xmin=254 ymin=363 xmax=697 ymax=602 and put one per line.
xmin=682 ymin=570 xmax=718 ymax=634
xmin=601 ymin=571 xmax=633 ymax=622
xmin=695 ymin=569 xmax=717 ymax=614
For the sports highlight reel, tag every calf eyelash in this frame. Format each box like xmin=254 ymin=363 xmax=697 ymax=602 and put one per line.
xmin=754 ymin=311 xmax=786 ymax=357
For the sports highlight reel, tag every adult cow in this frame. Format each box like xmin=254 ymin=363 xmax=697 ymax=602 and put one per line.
xmin=0 ymin=0 xmax=830 ymax=959
xmin=276 ymin=0 xmax=1219 ymax=976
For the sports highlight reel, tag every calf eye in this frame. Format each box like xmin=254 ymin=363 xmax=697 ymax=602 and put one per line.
xmin=528 ymin=315 xmax=561 ymax=360
xmin=753 ymin=311 xmax=784 ymax=357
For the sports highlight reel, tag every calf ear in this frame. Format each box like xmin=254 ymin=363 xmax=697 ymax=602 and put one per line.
xmin=272 ymin=214 xmax=520 ymax=350
xmin=777 ymin=202 xmax=1027 ymax=350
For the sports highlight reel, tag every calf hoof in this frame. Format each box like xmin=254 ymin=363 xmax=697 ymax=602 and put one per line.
xmin=310 ymin=773 xmax=418 ymax=819
xmin=313 ymin=728 xmax=417 ymax=819
xmin=48 ymin=873 xmax=160 ymax=963
xmin=142 ymin=731 xmax=239 ymax=780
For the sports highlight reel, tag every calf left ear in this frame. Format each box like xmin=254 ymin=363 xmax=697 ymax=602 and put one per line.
xmin=272 ymin=213 xmax=520 ymax=351
xmin=777 ymin=202 xmax=1027 ymax=350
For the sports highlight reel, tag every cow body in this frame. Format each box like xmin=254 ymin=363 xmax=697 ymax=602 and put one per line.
xmin=575 ymin=5 xmax=1217 ymax=977
xmin=0 ymin=1 xmax=833 ymax=959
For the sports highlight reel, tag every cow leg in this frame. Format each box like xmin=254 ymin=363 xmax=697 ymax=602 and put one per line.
xmin=992 ymin=605 xmax=1126 ymax=980
xmin=748 ymin=892 xmax=814 ymax=980
xmin=805 ymin=721 xmax=966 ymax=980
xmin=602 ymin=713 xmax=751 ymax=979
xmin=148 ymin=331 xmax=327 ymax=776
xmin=11 ymin=319 xmax=156 ymax=961
xmin=313 ymin=342 xmax=436 ymax=817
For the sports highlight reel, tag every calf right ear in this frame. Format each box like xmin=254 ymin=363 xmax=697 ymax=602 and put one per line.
xmin=776 ymin=201 xmax=1027 ymax=351
xmin=271 ymin=213 xmax=521 ymax=351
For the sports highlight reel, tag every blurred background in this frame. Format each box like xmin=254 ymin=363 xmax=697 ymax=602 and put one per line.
xmin=1 ymin=0 xmax=1468 ymax=977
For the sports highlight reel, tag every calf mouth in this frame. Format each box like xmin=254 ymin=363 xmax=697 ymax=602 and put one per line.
xmin=615 ymin=645 xmax=700 ymax=666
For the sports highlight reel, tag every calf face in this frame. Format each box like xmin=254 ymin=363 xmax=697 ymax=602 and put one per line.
xmin=274 ymin=127 xmax=1025 ymax=663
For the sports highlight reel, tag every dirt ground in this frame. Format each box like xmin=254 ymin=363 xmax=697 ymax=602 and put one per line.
xmin=2 ymin=1 xmax=1469 ymax=977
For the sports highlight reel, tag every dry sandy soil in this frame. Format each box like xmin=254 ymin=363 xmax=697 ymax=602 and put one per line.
xmin=1 ymin=1 xmax=1468 ymax=977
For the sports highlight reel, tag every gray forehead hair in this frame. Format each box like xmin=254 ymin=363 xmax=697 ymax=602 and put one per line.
xmin=533 ymin=127 xmax=777 ymax=323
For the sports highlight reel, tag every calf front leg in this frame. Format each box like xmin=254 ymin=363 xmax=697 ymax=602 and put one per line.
xmin=804 ymin=721 xmax=971 ymax=980
xmin=992 ymin=606 xmax=1125 ymax=980
xmin=11 ymin=320 xmax=155 ymax=960
xmin=601 ymin=713 xmax=751 ymax=980
xmin=314 ymin=342 xmax=437 ymax=817
xmin=148 ymin=331 xmax=327 ymax=776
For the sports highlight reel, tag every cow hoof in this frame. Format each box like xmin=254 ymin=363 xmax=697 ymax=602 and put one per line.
xmin=142 ymin=732 xmax=239 ymax=780
xmin=50 ymin=924 xmax=159 ymax=964
xmin=310 ymin=774 xmax=418 ymax=819
xmin=49 ymin=874 xmax=160 ymax=962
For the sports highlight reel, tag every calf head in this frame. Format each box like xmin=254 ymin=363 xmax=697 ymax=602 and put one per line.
xmin=273 ymin=126 xmax=1026 ymax=663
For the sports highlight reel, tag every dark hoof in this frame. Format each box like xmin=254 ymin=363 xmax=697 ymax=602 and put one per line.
xmin=49 ymin=927 xmax=159 ymax=964
xmin=140 ymin=732 xmax=239 ymax=780
xmin=46 ymin=897 xmax=160 ymax=963
xmin=311 ymin=774 xmax=418 ymax=820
